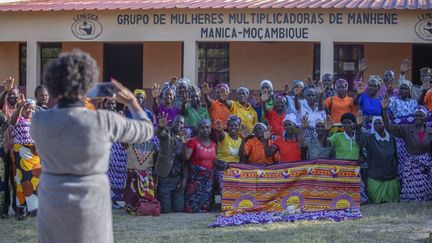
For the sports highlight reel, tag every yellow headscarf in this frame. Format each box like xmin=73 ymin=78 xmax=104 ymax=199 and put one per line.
xmin=133 ymin=89 xmax=146 ymax=98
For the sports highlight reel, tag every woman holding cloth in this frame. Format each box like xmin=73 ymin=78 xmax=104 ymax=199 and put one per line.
xmin=31 ymin=50 xmax=154 ymax=242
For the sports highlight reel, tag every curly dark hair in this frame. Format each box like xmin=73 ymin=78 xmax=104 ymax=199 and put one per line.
xmin=42 ymin=49 xmax=99 ymax=101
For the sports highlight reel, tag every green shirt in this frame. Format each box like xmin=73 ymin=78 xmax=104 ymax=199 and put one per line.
xmin=184 ymin=105 xmax=210 ymax=128
xmin=328 ymin=132 xmax=359 ymax=160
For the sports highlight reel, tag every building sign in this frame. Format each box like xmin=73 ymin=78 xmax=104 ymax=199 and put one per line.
xmin=71 ymin=14 xmax=103 ymax=40
xmin=414 ymin=13 xmax=432 ymax=41
xmin=116 ymin=12 xmax=399 ymax=40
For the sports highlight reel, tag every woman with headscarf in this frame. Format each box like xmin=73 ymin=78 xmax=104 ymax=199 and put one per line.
xmin=173 ymin=78 xmax=192 ymax=109
xmin=240 ymin=123 xmax=275 ymax=164
xmin=184 ymin=119 xmax=217 ymax=213
xmin=262 ymin=94 xmax=287 ymax=138
xmin=252 ymin=80 xmax=275 ymax=123
xmin=152 ymin=84 xmax=181 ymax=126
xmin=124 ymin=89 xmax=155 ymax=125
xmin=286 ymin=80 xmax=305 ymax=116
xmin=382 ymin=100 xmax=432 ymax=201
xmin=10 ymin=96 xmax=39 ymax=220
xmin=265 ymin=113 xmax=305 ymax=162
xmin=104 ymin=99 xmax=128 ymax=209
xmin=221 ymin=87 xmax=258 ymax=133
xmin=183 ymin=86 xmax=209 ymax=135
xmin=354 ymin=76 xmax=382 ymax=117
xmin=202 ymin=82 xmax=231 ymax=133
xmin=296 ymin=87 xmax=327 ymax=139
xmin=356 ymin=116 xmax=399 ymax=204
xmin=323 ymin=79 xmax=356 ymax=123
xmin=388 ymin=81 xmax=417 ymax=119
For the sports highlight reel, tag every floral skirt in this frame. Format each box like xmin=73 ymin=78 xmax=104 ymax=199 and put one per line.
xmin=185 ymin=165 xmax=214 ymax=213
xmin=124 ymin=169 xmax=160 ymax=216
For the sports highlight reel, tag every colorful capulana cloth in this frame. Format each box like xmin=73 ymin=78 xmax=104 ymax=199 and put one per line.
xmin=108 ymin=142 xmax=128 ymax=201
xmin=12 ymin=143 xmax=41 ymax=212
xmin=366 ymin=177 xmax=400 ymax=203
xmin=185 ymin=165 xmax=214 ymax=213
xmin=221 ymin=160 xmax=360 ymax=215
xmin=11 ymin=117 xmax=33 ymax=145
xmin=124 ymin=169 xmax=160 ymax=216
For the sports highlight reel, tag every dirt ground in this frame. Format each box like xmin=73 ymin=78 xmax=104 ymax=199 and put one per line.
xmin=0 ymin=202 xmax=431 ymax=243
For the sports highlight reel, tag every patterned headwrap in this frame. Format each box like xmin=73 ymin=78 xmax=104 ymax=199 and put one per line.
xmin=368 ymin=75 xmax=382 ymax=87
xmin=341 ymin=112 xmax=356 ymax=123
xmin=335 ymin=78 xmax=348 ymax=86
xmin=236 ymin=87 xmax=249 ymax=97
xmin=198 ymin=119 xmax=211 ymax=127
xmin=253 ymin=122 xmax=267 ymax=130
xmin=420 ymin=67 xmax=432 ymax=75
xmin=260 ymin=80 xmax=273 ymax=91
xmin=399 ymin=79 xmax=413 ymax=91
xmin=24 ymin=98 xmax=36 ymax=106
xmin=274 ymin=93 xmax=287 ymax=104
xmin=133 ymin=89 xmax=146 ymax=98
xmin=216 ymin=83 xmax=230 ymax=93
xmin=176 ymin=78 xmax=191 ymax=89
xmin=292 ymin=80 xmax=305 ymax=89
xmin=162 ymin=86 xmax=176 ymax=98
xmin=227 ymin=115 xmax=241 ymax=125
xmin=414 ymin=105 xmax=428 ymax=117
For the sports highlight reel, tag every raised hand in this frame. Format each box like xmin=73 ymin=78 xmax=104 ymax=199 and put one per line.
xmin=180 ymin=129 xmax=190 ymax=144
xmin=111 ymin=79 xmax=134 ymax=105
xmin=151 ymin=83 xmax=162 ymax=98
xmin=170 ymin=76 xmax=177 ymax=85
xmin=400 ymin=59 xmax=411 ymax=74
xmin=306 ymin=75 xmax=314 ymax=87
xmin=357 ymin=81 xmax=365 ymax=94
xmin=358 ymin=58 xmax=367 ymax=72
xmin=215 ymin=119 xmax=223 ymax=132
xmin=422 ymin=81 xmax=431 ymax=91
xmin=381 ymin=94 xmax=390 ymax=109
xmin=261 ymin=89 xmax=269 ymax=102
xmin=219 ymin=87 xmax=229 ymax=101
xmin=239 ymin=125 xmax=250 ymax=139
xmin=324 ymin=115 xmax=334 ymax=130
xmin=158 ymin=112 xmax=168 ymax=128
xmin=283 ymin=83 xmax=290 ymax=94
xmin=17 ymin=93 xmax=25 ymax=107
xmin=263 ymin=126 xmax=272 ymax=140
xmin=202 ymin=82 xmax=211 ymax=95
xmin=317 ymin=81 xmax=325 ymax=95
xmin=301 ymin=114 xmax=310 ymax=129
xmin=356 ymin=110 xmax=364 ymax=125
xmin=3 ymin=77 xmax=15 ymax=92
xmin=251 ymin=91 xmax=261 ymax=105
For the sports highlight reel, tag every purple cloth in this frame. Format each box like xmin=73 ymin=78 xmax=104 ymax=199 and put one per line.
xmin=11 ymin=117 xmax=33 ymax=144
xmin=154 ymin=105 xmax=181 ymax=125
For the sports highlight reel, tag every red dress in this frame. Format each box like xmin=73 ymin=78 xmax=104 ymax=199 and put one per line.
xmin=186 ymin=138 xmax=217 ymax=170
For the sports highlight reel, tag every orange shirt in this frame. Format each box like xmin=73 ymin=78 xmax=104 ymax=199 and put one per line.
xmin=273 ymin=137 xmax=302 ymax=162
xmin=244 ymin=137 xmax=274 ymax=164
xmin=209 ymin=100 xmax=230 ymax=129
xmin=424 ymin=91 xmax=432 ymax=111
xmin=323 ymin=96 xmax=356 ymax=123
xmin=265 ymin=110 xmax=286 ymax=136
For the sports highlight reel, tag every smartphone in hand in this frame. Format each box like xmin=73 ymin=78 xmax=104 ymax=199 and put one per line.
xmin=86 ymin=82 xmax=117 ymax=99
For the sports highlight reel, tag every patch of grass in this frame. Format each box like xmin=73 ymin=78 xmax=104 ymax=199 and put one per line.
xmin=0 ymin=202 xmax=431 ymax=242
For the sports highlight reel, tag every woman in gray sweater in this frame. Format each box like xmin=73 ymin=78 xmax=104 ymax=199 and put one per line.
xmin=30 ymin=50 xmax=154 ymax=243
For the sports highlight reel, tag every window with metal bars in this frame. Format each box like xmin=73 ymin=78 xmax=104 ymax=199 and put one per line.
xmin=197 ymin=43 xmax=229 ymax=88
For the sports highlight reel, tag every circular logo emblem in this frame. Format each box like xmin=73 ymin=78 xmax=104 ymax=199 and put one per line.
xmin=415 ymin=19 xmax=432 ymax=41
xmin=71 ymin=19 xmax=103 ymax=40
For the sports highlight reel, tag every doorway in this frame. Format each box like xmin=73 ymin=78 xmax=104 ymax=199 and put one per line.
xmin=334 ymin=44 xmax=364 ymax=91
xmin=412 ymin=44 xmax=432 ymax=85
xmin=103 ymin=43 xmax=143 ymax=90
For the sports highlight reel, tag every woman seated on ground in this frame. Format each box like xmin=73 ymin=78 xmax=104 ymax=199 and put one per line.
xmin=265 ymin=113 xmax=305 ymax=162
xmin=213 ymin=116 xmax=242 ymax=190
xmin=356 ymin=116 xmax=399 ymax=204
xmin=354 ymin=76 xmax=382 ymax=117
xmin=382 ymin=100 xmax=432 ymax=202
xmin=124 ymin=135 xmax=160 ymax=216
xmin=221 ymin=87 xmax=258 ymax=133
xmin=301 ymin=118 xmax=333 ymax=160
xmin=262 ymin=93 xmax=287 ymax=139
xmin=239 ymin=123 xmax=275 ymax=164
xmin=323 ymin=78 xmax=356 ymax=124
xmin=104 ymin=99 xmax=128 ymax=209
xmin=10 ymin=96 xmax=39 ymax=220
xmin=184 ymin=119 xmax=217 ymax=213
xmin=152 ymin=84 xmax=180 ymax=125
